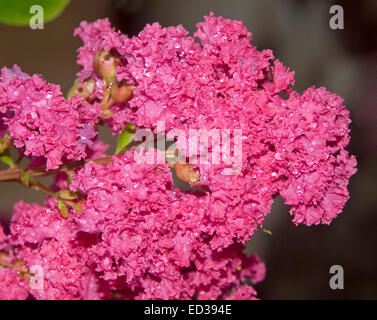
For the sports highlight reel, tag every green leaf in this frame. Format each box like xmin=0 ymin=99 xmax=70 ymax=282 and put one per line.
xmin=261 ymin=228 xmax=272 ymax=236
xmin=0 ymin=0 xmax=70 ymax=26
xmin=66 ymin=78 xmax=79 ymax=99
xmin=0 ymin=149 xmax=13 ymax=167
xmin=57 ymin=200 xmax=69 ymax=218
xmin=115 ymin=124 xmax=136 ymax=155
xmin=20 ymin=170 xmax=29 ymax=187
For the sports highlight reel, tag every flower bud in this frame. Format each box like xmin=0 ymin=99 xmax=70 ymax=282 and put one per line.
xmin=76 ymin=78 xmax=96 ymax=102
xmin=173 ymin=163 xmax=200 ymax=184
xmin=111 ymin=80 xmax=135 ymax=103
xmin=93 ymin=49 xmax=120 ymax=80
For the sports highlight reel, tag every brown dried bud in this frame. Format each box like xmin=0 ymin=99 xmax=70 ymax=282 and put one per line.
xmin=0 ymin=250 xmax=9 ymax=265
xmin=102 ymin=109 xmax=114 ymax=119
xmin=172 ymin=163 xmax=200 ymax=184
xmin=57 ymin=189 xmax=79 ymax=201
xmin=111 ymin=80 xmax=135 ymax=103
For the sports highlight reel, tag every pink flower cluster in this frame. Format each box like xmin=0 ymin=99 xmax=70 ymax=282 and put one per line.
xmin=74 ymin=13 xmax=356 ymax=227
xmin=0 ymin=65 xmax=102 ymax=170
xmin=1 ymin=150 xmax=265 ymax=299
xmin=0 ymin=13 xmax=356 ymax=299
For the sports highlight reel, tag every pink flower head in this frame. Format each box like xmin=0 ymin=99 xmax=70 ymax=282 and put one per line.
xmin=0 ymin=267 xmax=29 ymax=300
xmin=269 ymin=87 xmax=357 ymax=225
xmin=0 ymin=66 xmax=102 ymax=169
xmin=74 ymin=19 xmax=128 ymax=82
xmin=14 ymin=238 xmax=104 ymax=300
xmin=8 ymin=201 xmax=109 ymax=300
xmin=1 ymin=148 xmax=264 ymax=299
xmin=66 ymin=149 xmax=264 ymax=299
xmin=226 ymin=285 xmax=258 ymax=300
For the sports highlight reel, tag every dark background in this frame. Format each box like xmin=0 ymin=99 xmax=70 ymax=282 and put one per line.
xmin=0 ymin=0 xmax=376 ymax=299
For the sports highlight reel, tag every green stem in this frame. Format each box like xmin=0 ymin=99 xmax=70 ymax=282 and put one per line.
xmin=0 ymin=156 xmax=113 ymax=183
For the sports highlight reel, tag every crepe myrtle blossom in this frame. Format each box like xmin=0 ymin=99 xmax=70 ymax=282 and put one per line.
xmin=0 ymin=13 xmax=356 ymax=300
xmin=0 ymin=151 xmax=265 ymax=300
xmin=0 ymin=65 xmax=102 ymax=170
xmin=74 ymin=13 xmax=356 ymax=225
